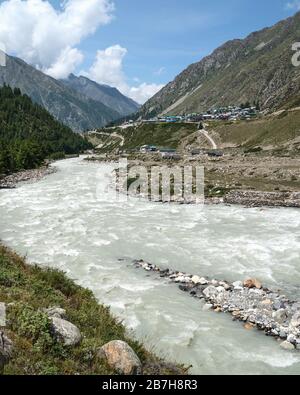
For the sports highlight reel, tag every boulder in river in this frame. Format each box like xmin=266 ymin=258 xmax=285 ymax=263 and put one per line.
xmin=280 ymin=341 xmax=295 ymax=351
xmin=98 ymin=340 xmax=142 ymax=375
xmin=203 ymin=303 xmax=213 ymax=312
xmin=272 ymin=309 xmax=288 ymax=324
xmin=191 ymin=275 xmax=208 ymax=285
xmin=50 ymin=317 xmax=82 ymax=346
xmin=232 ymin=281 xmax=243 ymax=290
xmin=243 ymin=278 xmax=262 ymax=289
xmin=290 ymin=312 xmax=300 ymax=329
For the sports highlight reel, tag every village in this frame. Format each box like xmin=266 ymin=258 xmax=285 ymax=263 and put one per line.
xmin=123 ymin=103 xmax=260 ymax=126
xmin=114 ymin=104 xmax=260 ymax=160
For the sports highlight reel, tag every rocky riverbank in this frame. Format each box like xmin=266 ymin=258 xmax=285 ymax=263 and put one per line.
xmin=133 ymin=259 xmax=300 ymax=351
xmin=0 ymin=166 xmax=56 ymax=189
xmin=0 ymin=245 xmax=185 ymax=375
xmin=224 ymin=190 xmax=300 ymax=208
xmin=85 ymin=156 xmax=300 ymax=208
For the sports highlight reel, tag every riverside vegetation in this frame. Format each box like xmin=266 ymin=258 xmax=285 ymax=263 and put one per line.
xmin=0 ymin=244 xmax=185 ymax=375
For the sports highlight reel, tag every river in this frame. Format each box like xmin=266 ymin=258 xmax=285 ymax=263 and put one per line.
xmin=1 ymin=157 xmax=300 ymax=374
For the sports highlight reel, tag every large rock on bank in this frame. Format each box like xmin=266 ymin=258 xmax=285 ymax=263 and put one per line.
xmin=50 ymin=317 xmax=82 ymax=346
xmin=99 ymin=340 xmax=142 ymax=375
xmin=0 ymin=332 xmax=13 ymax=373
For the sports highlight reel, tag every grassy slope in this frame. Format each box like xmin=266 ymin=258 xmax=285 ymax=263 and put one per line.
xmin=0 ymin=245 xmax=185 ymax=375
xmin=92 ymin=123 xmax=197 ymax=153
xmin=209 ymin=110 xmax=300 ymax=151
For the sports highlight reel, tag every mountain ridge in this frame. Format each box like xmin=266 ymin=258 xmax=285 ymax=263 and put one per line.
xmin=62 ymin=74 xmax=140 ymax=118
xmin=139 ymin=11 xmax=300 ymax=118
xmin=0 ymin=55 xmax=122 ymax=131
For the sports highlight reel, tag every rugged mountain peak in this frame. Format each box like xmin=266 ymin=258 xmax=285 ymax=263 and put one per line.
xmin=62 ymin=74 xmax=140 ymax=118
xmin=0 ymin=55 xmax=120 ymax=132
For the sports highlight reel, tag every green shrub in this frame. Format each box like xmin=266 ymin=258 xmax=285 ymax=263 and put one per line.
xmin=8 ymin=303 xmax=54 ymax=352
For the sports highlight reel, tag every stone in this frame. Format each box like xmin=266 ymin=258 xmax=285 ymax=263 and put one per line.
xmin=232 ymin=281 xmax=243 ymax=290
xmin=0 ymin=332 xmax=13 ymax=373
xmin=279 ymin=330 xmax=287 ymax=339
xmin=174 ymin=276 xmax=186 ymax=283
xmin=280 ymin=341 xmax=295 ymax=351
xmin=179 ymin=284 xmax=192 ymax=293
xmin=202 ymin=304 xmax=213 ymax=312
xmin=219 ymin=281 xmax=231 ymax=290
xmin=50 ymin=317 xmax=82 ymax=346
xmin=261 ymin=299 xmax=272 ymax=306
xmin=272 ymin=309 xmax=287 ymax=324
xmin=191 ymin=275 xmax=203 ymax=285
xmin=203 ymin=286 xmax=218 ymax=300
xmin=290 ymin=312 xmax=300 ymax=328
xmin=287 ymin=334 xmax=297 ymax=344
xmin=44 ymin=307 xmax=67 ymax=320
xmin=203 ymin=286 xmax=227 ymax=305
xmin=99 ymin=340 xmax=142 ymax=375
xmin=243 ymin=278 xmax=262 ymax=289
xmin=244 ymin=323 xmax=255 ymax=330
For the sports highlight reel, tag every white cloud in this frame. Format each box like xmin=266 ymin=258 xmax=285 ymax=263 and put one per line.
xmin=0 ymin=0 xmax=114 ymax=78
xmin=286 ymin=1 xmax=300 ymax=10
xmin=44 ymin=46 xmax=84 ymax=79
xmin=128 ymin=83 xmax=164 ymax=104
xmin=0 ymin=0 xmax=163 ymax=103
xmin=85 ymin=45 xmax=127 ymax=89
xmin=83 ymin=45 xmax=164 ymax=104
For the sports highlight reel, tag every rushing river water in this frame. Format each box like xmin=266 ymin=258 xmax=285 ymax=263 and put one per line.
xmin=1 ymin=158 xmax=300 ymax=374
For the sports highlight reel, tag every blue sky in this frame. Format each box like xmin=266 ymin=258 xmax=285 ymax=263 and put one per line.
xmin=0 ymin=0 xmax=299 ymax=102
xmin=83 ymin=0 xmax=299 ymax=86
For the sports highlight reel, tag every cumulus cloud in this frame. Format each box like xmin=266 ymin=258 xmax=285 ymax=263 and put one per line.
xmin=0 ymin=0 xmax=114 ymax=78
xmin=286 ymin=1 xmax=300 ymax=10
xmin=0 ymin=0 xmax=163 ymax=102
xmin=83 ymin=45 xmax=164 ymax=103
xmin=44 ymin=47 xmax=84 ymax=79
xmin=85 ymin=45 xmax=127 ymax=89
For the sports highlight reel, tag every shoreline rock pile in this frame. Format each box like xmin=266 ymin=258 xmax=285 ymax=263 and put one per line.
xmin=225 ymin=190 xmax=300 ymax=208
xmin=133 ymin=259 xmax=300 ymax=351
xmin=0 ymin=166 xmax=56 ymax=189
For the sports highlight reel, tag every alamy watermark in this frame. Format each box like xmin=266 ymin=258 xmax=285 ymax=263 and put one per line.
xmin=96 ymin=159 xmax=205 ymax=204
xmin=0 ymin=303 xmax=6 ymax=327
xmin=292 ymin=42 xmax=300 ymax=67
xmin=0 ymin=42 xmax=6 ymax=67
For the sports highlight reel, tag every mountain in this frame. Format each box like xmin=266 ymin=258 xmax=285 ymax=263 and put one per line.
xmin=0 ymin=55 xmax=120 ymax=131
xmin=139 ymin=11 xmax=300 ymax=118
xmin=62 ymin=74 xmax=140 ymax=117
xmin=0 ymin=85 xmax=91 ymax=174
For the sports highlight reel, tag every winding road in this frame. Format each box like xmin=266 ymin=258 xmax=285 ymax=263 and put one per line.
xmin=199 ymin=130 xmax=218 ymax=149
xmin=198 ymin=123 xmax=218 ymax=149
xmin=88 ymin=130 xmax=125 ymax=147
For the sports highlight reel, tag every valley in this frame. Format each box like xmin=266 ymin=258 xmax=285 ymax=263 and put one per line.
xmin=1 ymin=4 xmax=300 ymax=378
xmin=85 ymin=107 xmax=300 ymax=205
